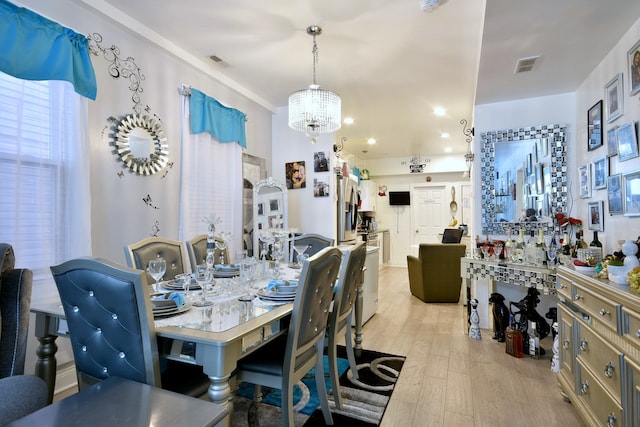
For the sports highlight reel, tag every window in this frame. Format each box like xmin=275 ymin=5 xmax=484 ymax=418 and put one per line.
xmin=0 ymin=72 xmax=91 ymax=281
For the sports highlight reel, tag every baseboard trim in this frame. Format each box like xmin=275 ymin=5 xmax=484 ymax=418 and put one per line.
xmin=54 ymin=363 xmax=77 ymax=396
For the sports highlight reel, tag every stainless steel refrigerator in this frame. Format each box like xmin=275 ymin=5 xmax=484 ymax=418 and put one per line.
xmin=336 ymin=174 xmax=359 ymax=245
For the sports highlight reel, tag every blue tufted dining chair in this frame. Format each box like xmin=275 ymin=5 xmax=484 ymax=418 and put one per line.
xmin=124 ymin=236 xmax=190 ymax=281
xmin=237 ymin=247 xmax=342 ymax=427
xmin=50 ymin=257 xmax=209 ymax=397
xmin=326 ymin=242 xmax=366 ymax=410
xmin=186 ymin=234 xmax=229 ymax=272
xmin=0 ymin=243 xmax=48 ymax=426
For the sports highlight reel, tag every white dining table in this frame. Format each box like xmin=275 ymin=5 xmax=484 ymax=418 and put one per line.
xmin=30 ymin=264 xmax=364 ymax=427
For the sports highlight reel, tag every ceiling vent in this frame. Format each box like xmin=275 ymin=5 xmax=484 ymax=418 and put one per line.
xmin=209 ymin=55 xmax=229 ymax=67
xmin=514 ymin=55 xmax=540 ymax=74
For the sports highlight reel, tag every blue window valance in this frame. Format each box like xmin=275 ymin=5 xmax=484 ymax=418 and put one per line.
xmin=0 ymin=0 xmax=97 ymax=100
xmin=190 ymin=88 xmax=247 ymax=148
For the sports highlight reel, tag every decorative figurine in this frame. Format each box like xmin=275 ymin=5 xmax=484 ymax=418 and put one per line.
xmin=551 ymin=322 xmax=560 ymax=373
xmin=509 ymin=287 xmax=550 ymax=355
xmin=469 ymin=298 xmax=482 ymax=340
xmin=489 ymin=292 xmax=510 ymax=342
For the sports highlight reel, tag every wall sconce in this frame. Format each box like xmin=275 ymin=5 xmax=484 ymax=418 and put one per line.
xmin=333 ymin=136 xmax=347 ymax=158
xmin=460 ymin=119 xmax=474 ymax=177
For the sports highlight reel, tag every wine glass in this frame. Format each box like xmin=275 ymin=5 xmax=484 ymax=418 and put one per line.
xmin=293 ymin=244 xmax=309 ymax=268
xmin=147 ymin=258 xmax=166 ymax=292
xmin=192 ymin=265 xmax=213 ymax=307
xmin=547 ymin=244 xmax=558 ymax=268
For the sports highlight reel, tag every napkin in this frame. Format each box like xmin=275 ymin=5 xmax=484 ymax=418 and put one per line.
xmin=215 ymin=264 xmax=240 ymax=270
xmin=166 ymin=292 xmax=185 ymax=307
xmin=266 ymin=280 xmax=286 ymax=291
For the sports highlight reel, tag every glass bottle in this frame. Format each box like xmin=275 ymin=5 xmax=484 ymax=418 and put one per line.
xmin=578 ymin=231 xmax=588 ymax=249
xmin=589 ymin=231 xmax=602 ymax=248
xmin=514 ymin=227 xmax=525 ymax=262
xmin=562 ymin=231 xmax=571 ymax=255
xmin=529 ymin=321 xmax=541 ymax=359
xmin=504 ymin=228 xmax=513 ymax=261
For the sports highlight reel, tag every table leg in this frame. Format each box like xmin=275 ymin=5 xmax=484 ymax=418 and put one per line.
xmin=207 ymin=374 xmax=233 ymax=427
xmin=353 ymin=279 xmax=364 ymax=357
xmin=34 ymin=314 xmax=59 ymax=404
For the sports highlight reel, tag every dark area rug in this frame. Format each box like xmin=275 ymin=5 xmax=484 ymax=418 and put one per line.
xmin=232 ymin=346 xmax=405 ymax=426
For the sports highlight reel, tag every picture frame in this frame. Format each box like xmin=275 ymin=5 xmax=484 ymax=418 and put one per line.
xmin=628 ymin=39 xmax=640 ymax=95
xmin=578 ymin=164 xmax=592 ymax=199
xmin=257 ymin=202 xmax=264 ymax=216
xmin=313 ymin=178 xmax=330 ymax=197
xmin=587 ymin=100 xmax=603 ymax=151
xmin=592 ymin=157 xmax=608 ymax=190
xmin=607 ymin=174 xmax=623 ymax=215
xmin=285 ymin=160 xmax=306 ymax=189
xmin=269 ymin=198 xmax=279 ymax=212
xmin=587 ymin=201 xmax=604 ymax=232
xmin=605 ymin=73 xmax=624 ymax=123
xmin=607 ymin=127 xmax=618 ymax=156
xmin=616 ymin=121 xmax=639 ymax=162
xmin=313 ymin=151 xmax=330 ymax=172
xmin=623 ymin=170 xmax=640 ymax=217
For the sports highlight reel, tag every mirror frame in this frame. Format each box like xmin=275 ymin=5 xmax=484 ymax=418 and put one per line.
xmin=253 ymin=177 xmax=288 ymax=252
xmin=481 ymin=124 xmax=568 ymax=235
xmin=113 ymin=113 xmax=169 ymax=175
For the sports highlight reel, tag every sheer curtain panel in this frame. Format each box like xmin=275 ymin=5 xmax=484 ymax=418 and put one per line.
xmin=0 ymin=72 xmax=92 ymax=283
xmin=179 ymin=91 xmax=243 ymax=259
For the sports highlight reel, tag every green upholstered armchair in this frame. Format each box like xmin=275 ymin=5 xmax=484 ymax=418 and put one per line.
xmin=406 ymin=243 xmax=466 ymax=303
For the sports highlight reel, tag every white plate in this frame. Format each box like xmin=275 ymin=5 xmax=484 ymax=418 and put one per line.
xmin=257 ymin=290 xmax=295 ymax=302
xmin=153 ymin=302 xmax=192 ymax=318
xmin=163 ymin=280 xmax=201 ymax=290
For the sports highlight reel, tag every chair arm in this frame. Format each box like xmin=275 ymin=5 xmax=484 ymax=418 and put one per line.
xmin=0 ymin=375 xmax=47 ymax=425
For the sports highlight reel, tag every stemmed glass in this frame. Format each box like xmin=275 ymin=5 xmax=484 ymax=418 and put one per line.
xmin=547 ymin=244 xmax=558 ymax=268
xmin=293 ymin=244 xmax=309 ymax=268
xmin=192 ymin=265 xmax=213 ymax=307
xmin=147 ymin=258 xmax=166 ymax=292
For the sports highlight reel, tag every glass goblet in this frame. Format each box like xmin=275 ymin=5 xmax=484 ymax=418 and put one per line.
xmin=147 ymin=258 xmax=166 ymax=293
xmin=192 ymin=265 xmax=213 ymax=307
xmin=293 ymin=244 xmax=309 ymax=267
xmin=547 ymin=245 xmax=558 ymax=268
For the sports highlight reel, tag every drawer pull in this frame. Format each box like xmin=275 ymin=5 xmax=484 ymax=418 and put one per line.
xmin=581 ymin=380 xmax=589 ymax=395
xmin=579 ymin=338 xmax=589 ymax=351
xmin=574 ymin=294 xmax=583 ymax=301
xmin=604 ymin=362 xmax=615 ymax=378
xmin=599 ymin=308 xmax=611 ymax=316
xmin=607 ymin=413 xmax=617 ymax=426
xmin=635 ymin=330 xmax=640 ymax=338
xmin=558 ymin=283 xmax=566 ymax=289
xmin=562 ymin=339 xmax=570 ymax=350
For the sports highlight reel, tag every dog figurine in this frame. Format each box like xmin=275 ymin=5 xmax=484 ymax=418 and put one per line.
xmin=469 ymin=299 xmax=482 ymax=340
xmin=509 ymin=287 xmax=550 ymax=354
xmin=489 ymin=292 xmax=510 ymax=342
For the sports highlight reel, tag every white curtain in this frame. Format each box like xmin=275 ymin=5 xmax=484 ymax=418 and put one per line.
xmin=178 ymin=93 xmax=243 ymax=261
xmin=0 ymin=73 xmax=92 ymax=282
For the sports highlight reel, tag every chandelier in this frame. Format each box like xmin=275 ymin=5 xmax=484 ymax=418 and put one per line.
xmin=460 ymin=119 xmax=475 ymax=177
xmin=288 ymin=26 xmax=341 ymax=144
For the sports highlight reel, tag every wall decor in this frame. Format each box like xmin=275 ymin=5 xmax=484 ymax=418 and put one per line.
xmin=607 ymin=127 xmax=618 ymax=156
xmin=313 ymin=178 xmax=330 ymax=197
xmin=607 ymin=174 xmax=623 ymax=215
xmin=624 ymin=170 xmax=640 ymax=216
xmin=257 ymin=203 xmax=264 ymax=216
xmin=587 ymin=201 xmax=604 ymax=232
xmin=285 ymin=161 xmax=306 ymax=189
xmin=578 ymin=164 xmax=592 ymax=199
xmin=535 ymin=163 xmax=544 ymax=194
xmin=628 ymin=39 xmax=640 ymax=95
xmin=592 ymin=157 xmax=608 ymax=190
xmin=112 ymin=113 xmax=169 ymax=175
xmin=616 ymin=121 xmax=639 ymax=162
xmin=313 ymin=151 xmax=330 ymax=172
xmin=269 ymin=198 xmax=280 ymax=212
xmin=536 ymin=137 xmax=548 ymax=159
xmin=587 ymin=100 xmax=603 ymax=151
xmin=605 ymin=73 xmax=623 ymax=123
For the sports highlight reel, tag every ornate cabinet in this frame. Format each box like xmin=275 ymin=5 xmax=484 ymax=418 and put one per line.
xmin=557 ymin=266 xmax=640 ymax=427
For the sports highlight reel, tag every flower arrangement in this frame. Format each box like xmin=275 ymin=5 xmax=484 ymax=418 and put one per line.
xmin=554 ymin=213 xmax=582 ymax=229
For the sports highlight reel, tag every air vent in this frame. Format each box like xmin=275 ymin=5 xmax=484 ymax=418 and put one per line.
xmin=209 ymin=55 xmax=224 ymax=63
xmin=514 ymin=55 xmax=540 ymax=74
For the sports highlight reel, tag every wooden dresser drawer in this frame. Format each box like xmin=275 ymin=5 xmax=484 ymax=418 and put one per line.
xmin=556 ymin=275 xmax=572 ymax=301
xmin=576 ymin=359 xmax=624 ymax=427
xmin=558 ymin=303 xmax=575 ymax=375
xmin=621 ymin=307 xmax=640 ymax=353
xmin=576 ymin=318 xmax=624 ymax=403
xmin=572 ymin=282 xmax=621 ymax=333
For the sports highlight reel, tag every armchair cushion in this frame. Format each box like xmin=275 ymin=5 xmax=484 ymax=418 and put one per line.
xmin=0 ymin=375 xmax=47 ymax=426
xmin=407 ymin=243 xmax=466 ymax=303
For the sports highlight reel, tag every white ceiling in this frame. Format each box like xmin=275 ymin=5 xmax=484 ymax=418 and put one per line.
xmin=78 ymin=0 xmax=640 ymax=159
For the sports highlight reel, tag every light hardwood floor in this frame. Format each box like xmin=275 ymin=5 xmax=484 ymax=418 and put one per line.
xmin=365 ymin=266 xmax=585 ymax=427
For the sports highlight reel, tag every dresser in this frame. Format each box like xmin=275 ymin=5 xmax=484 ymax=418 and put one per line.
xmin=556 ymin=265 xmax=640 ymax=427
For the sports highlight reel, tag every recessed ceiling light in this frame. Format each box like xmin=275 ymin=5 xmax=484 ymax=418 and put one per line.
xmin=441 ymin=132 xmax=450 ymax=138
xmin=444 ymin=147 xmax=452 ymax=153
xmin=343 ymin=117 xmax=354 ymax=125
xmin=367 ymin=138 xmax=376 ymax=145
xmin=434 ymin=107 xmax=446 ymax=116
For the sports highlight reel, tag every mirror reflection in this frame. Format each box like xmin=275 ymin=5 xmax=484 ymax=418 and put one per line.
xmin=253 ymin=177 xmax=288 ymax=252
xmin=128 ymin=127 xmax=154 ymax=159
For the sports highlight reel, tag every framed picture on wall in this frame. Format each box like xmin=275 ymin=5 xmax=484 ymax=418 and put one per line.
xmin=578 ymin=164 xmax=592 ymax=199
xmin=628 ymin=39 xmax=640 ymax=95
xmin=623 ymin=170 xmax=640 ymax=216
xmin=285 ymin=161 xmax=306 ymax=189
xmin=605 ymin=73 xmax=623 ymax=123
xmin=607 ymin=127 xmax=618 ymax=156
xmin=587 ymin=201 xmax=604 ymax=232
xmin=592 ymin=157 xmax=608 ymax=190
xmin=587 ymin=100 xmax=603 ymax=151
xmin=616 ymin=121 xmax=639 ymax=162
xmin=607 ymin=174 xmax=623 ymax=215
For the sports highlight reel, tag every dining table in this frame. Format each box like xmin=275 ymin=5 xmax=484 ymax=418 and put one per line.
xmin=30 ymin=260 xmax=364 ymax=427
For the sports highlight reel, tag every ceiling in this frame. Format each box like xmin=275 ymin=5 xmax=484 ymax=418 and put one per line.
xmin=78 ymin=0 xmax=640 ymax=159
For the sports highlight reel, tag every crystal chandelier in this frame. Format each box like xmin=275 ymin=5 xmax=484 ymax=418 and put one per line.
xmin=460 ymin=119 xmax=475 ymax=177
xmin=288 ymin=26 xmax=341 ymax=144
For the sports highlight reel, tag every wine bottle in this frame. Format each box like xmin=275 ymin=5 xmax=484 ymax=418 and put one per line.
xmin=589 ymin=231 xmax=602 ymax=248
xmin=529 ymin=321 xmax=541 ymax=359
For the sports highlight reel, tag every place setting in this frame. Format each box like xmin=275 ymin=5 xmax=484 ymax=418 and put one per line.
xmin=150 ymin=292 xmax=192 ymax=318
xmin=256 ymin=279 xmax=298 ymax=303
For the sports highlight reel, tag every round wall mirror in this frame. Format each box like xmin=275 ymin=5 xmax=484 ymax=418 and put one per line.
xmin=113 ymin=113 xmax=169 ymax=175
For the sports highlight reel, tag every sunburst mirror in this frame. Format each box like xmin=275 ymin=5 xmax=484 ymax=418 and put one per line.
xmin=112 ymin=113 xmax=169 ymax=175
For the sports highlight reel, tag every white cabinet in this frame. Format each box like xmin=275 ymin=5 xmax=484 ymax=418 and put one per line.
xmin=359 ymin=180 xmax=377 ymax=212
xmin=353 ymin=247 xmax=379 ymax=326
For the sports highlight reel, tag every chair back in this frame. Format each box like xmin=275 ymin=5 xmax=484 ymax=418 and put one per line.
xmin=286 ymin=247 xmax=342 ymax=372
xmin=0 ymin=243 xmax=33 ymax=377
xmin=50 ymin=257 xmax=161 ymax=390
xmin=329 ymin=242 xmax=366 ymax=334
xmin=186 ymin=235 xmax=229 ymax=271
xmin=407 ymin=243 xmax=466 ymax=303
xmin=290 ymin=233 xmax=334 ymax=262
xmin=124 ymin=236 xmax=189 ymax=281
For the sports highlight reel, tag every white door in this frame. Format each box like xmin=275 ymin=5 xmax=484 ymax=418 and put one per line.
xmin=411 ymin=185 xmax=447 ymax=245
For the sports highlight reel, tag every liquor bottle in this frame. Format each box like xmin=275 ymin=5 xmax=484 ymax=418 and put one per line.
xmin=589 ymin=231 xmax=602 ymax=248
xmin=562 ymin=231 xmax=571 ymax=255
xmin=529 ymin=321 xmax=541 ymax=359
xmin=525 ymin=230 xmax=537 ymax=265
xmin=514 ymin=228 xmax=525 ymax=262
xmin=505 ymin=316 xmax=524 ymax=358
xmin=578 ymin=231 xmax=588 ymax=249
xmin=536 ymin=229 xmax=547 ymax=266
xmin=504 ymin=228 xmax=514 ymax=261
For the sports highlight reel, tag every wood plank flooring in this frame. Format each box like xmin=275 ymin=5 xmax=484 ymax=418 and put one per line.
xmin=364 ymin=266 xmax=584 ymax=427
